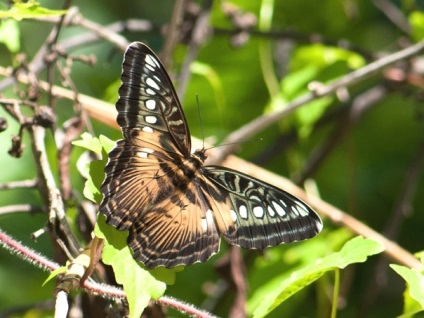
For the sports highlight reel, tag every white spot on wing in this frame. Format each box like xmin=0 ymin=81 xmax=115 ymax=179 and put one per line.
xmin=291 ymin=205 xmax=300 ymax=216
xmin=145 ymin=63 xmax=155 ymax=72
xmin=230 ymin=210 xmax=237 ymax=222
xmin=201 ymin=218 xmax=207 ymax=232
xmin=201 ymin=209 xmax=214 ymax=232
xmin=253 ymin=206 xmax=264 ymax=218
xmin=272 ymin=201 xmax=286 ymax=217
xmin=146 ymin=77 xmax=160 ymax=90
xmin=145 ymin=99 xmax=156 ymax=110
xmin=279 ymin=199 xmax=287 ymax=207
xmin=316 ymin=219 xmax=323 ymax=232
xmin=296 ymin=201 xmax=310 ymax=216
xmin=239 ymin=205 xmax=248 ymax=219
xmin=146 ymin=88 xmax=156 ymax=96
xmin=145 ymin=116 xmax=157 ymax=124
xmin=145 ymin=54 xmax=158 ymax=67
xmin=142 ymin=126 xmax=154 ymax=133
xmin=138 ymin=152 xmax=149 ymax=158
xmin=250 ymin=195 xmax=261 ymax=202
xmin=267 ymin=205 xmax=275 ymax=217
xmin=139 ymin=148 xmax=153 ymax=155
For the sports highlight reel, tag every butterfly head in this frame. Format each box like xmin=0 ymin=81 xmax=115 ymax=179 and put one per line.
xmin=192 ymin=148 xmax=207 ymax=163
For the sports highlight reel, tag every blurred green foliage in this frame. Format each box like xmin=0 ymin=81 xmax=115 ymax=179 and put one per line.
xmin=1 ymin=0 xmax=424 ymax=317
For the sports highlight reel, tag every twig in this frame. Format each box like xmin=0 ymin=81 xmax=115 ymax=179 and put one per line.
xmin=0 ymin=66 xmax=118 ymax=128
xmin=0 ymin=228 xmax=217 ymax=318
xmin=0 ymin=179 xmax=38 ymax=190
xmin=161 ymin=0 xmax=188 ymax=67
xmin=0 ymin=10 xmax=130 ymax=93
xmin=209 ymin=39 xmax=424 ymax=165
xmin=0 ymin=204 xmax=44 ymax=216
xmin=29 ymin=125 xmax=80 ymax=257
xmin=54 ymin=290 xmax=68 ymax=318
xmin=0 ymin=229 xmax=59 ymax=272
xmin=176 ymin=0 xmax=213 ymax=102
xmin=159 ymin=296 xmax=218 ymax=318
xmin=293 ymin=85 xmax=388 ymax=184
xmin=214 ymin=27 xmax=374 ymax=60
xmin=372 ymin=0 xmax=411 ymax=35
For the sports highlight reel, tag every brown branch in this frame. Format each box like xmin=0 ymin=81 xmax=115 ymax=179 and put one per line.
xmin=209 ymin=39 xmax=424 ymax=165
xmin=0 ymin=228 xmax=217 ymax=318
xmin=29 ymin=124 xmax=81 ymax=258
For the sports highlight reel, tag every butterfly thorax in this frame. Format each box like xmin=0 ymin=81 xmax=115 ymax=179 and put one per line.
xmin=174 ymin=148 xmax=207 ymax=184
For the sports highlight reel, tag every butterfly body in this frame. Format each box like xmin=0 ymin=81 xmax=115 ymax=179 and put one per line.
xmin=100 ymin=42 xmax=322 ymax=269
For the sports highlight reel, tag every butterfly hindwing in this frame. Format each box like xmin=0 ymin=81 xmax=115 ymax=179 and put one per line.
xmin=128 ymin=183 xmax=221 ymax=268
xmin=101 ymin=137 xmax=221 ymax=268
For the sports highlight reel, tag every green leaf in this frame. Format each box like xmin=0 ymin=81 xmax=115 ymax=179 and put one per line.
xmin=0 ymin=19 xmax=20 ymax=52
xmin=290 ymin=44 xmax=365 ymax=72
xmin=391 ymin=264 xmax=424 ymax=314
xmin=409 ymin=11 xmax=424 ymax=42
xmin=73 ymin=134 xmax=116 ymax=204
xmin=83 ymin=163 xmax=102 ymax=203
xmin=99 ymin=134 xmax=116 ymax=154
xmin=72 ymin=133 xmax=102 ymax=154
xmin=0 ymin=0 xmax=67 ymax=20
xmin=295 ymin=96 xmax=333 ymax=138
xmin=252 ymin=236 xmax=384 ymax=318
xmin=95 ymin=214 xmax=169 ymax=318
xmin=42 ymin=266 xmax=67 ymax=287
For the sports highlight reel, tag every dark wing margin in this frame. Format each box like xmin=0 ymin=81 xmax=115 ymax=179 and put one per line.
xmin=201 ymin=166 xmax=323 ymax=249
xmin=117 ymin=42 xmax=192 ymax=156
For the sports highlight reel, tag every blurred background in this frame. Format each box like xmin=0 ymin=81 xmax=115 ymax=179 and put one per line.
xmin=1 ymin=0 xmax=424 ymax=317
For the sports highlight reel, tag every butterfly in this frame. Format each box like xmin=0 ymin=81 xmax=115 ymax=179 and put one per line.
xmin=100 ymin=42 xmax=322 ymax=269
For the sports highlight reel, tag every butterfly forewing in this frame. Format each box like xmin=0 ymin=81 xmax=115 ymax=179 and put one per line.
xmin=100 ymin=41 xmax=322 ymax=269
xmin=117 ymin=42 xmax=191 ymax=156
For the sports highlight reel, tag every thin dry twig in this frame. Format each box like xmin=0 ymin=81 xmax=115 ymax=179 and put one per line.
xmin=0 ymin=204 xmax=44 ymax=216
xmin=372 ymin=0 xmax=411 ymax=34
xmin=293 ymin=85 xmax=388 ymax=184
xmin=209 ymin=39 xmax=424 ymax=164
xmin=29 ymin=125 xmax=80 ymax=257
xmin=0 ymin=179 xmax=38 ymax=190
xmin=176 ymin=0 xmax=213 ymax=102
xmin=0 ymin=229 xmax=217 ymax=318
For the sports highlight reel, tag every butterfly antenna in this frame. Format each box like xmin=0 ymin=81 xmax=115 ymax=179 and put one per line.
xmin=205 ymin=138 xmax=263 ymax=151
xmin=196 ymin=94 xmax=205 ymax=149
